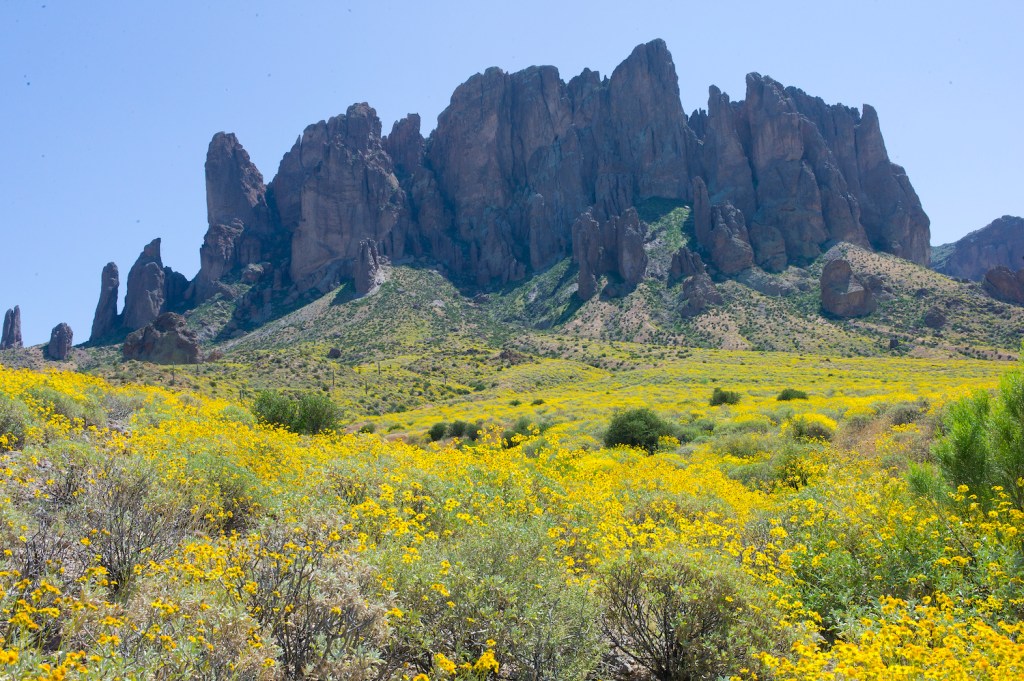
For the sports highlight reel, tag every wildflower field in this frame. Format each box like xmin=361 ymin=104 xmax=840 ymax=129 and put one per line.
xmin=1 ymin=348 xmax=1023 ymax=679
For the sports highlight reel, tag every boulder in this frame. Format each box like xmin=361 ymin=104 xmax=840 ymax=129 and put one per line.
xmin=90 ymin=262 xmax=120 ymax=342
xmin=45 ymin=323 xmax=73 ymax=360
xmin=820 ymin=258 xmax=876 ymax=317
xmin=122 ymin=313 xmax=201 ymax=364
xmin=983 ymin=266 xmax=1024 ymax=305
xmin=679 ymin=274 xmax=722 ymax=317
xmin=923 ymin=306 xmax=947 ymax=329
xmin=0 ymin=306 xmax=22 ymax=350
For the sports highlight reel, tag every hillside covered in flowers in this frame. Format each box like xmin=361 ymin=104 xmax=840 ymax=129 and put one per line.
xmin=1 ymin=350 xmax=1023 ymax=679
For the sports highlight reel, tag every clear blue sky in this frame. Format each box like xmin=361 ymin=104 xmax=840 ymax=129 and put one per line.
xmin=2 ymin=1 xmax=1022 ymax=345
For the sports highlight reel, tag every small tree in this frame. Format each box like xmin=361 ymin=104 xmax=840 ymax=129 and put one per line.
xmin=296 ymin=392 xmax=342 ymax=435
xmin=604 ymin=408 xmax=677 ymax=453
xmin=253 ymin=390 xmax=297 ymax=431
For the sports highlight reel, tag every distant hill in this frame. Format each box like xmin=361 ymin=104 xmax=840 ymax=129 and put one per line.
xmin=932 ymin=215 xmax=1024 ymax=280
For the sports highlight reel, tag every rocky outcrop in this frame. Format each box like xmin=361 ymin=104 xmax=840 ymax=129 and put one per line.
xmin=45 ymin=323 xmax=73 ymax=360
xmin=669 ymin=246 xmax=722 ymax=316
xmin=572 ymin=208 xmax=648 ymax=301
xmin=983 ymin=266 xmax=1024 ymax=305
xmin=1 ymin=306 xmax=22 ymax=350
xmin=669 ymin=245 xmax=705 ymax=284
xmin=270 ymin=103 xmax=409 ymax=293
xmin=820 ymin=258 xmax=876 ymax=317
xmin=90 ymin=262 xmax=120 ymax=343
xmin=122 ymin=239 xmax=187 ymax=332
xmin=80 ymin=39 xmax=933 ymax=340
xmin=923 ymin=306 xmax=947 ymax=329
xmin=194 ymin=133 xmax=274 ymax=302
xmin=933 ymin=216 xmax=1024 ymax=281
xmin=692 ymin=177 xmax=754 ymax=275
xmin=122 ymin=312 xmax=201 ymax=364
xmin=354 ymin=239 xmax=385 ymax=295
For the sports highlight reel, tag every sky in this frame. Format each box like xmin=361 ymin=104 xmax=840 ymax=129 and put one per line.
xmin=2 ymin=1 xmax=1022 ymax=345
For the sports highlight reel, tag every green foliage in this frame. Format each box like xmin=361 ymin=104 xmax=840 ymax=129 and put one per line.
xmin=710 ymin=387 xmax=741 ymax=406
xmin=27 ymin=384 xmax=106 ymax=428
xmin=295 ymin=392 xmax=342 ymax=435
xmin=604 ymin=408 xmax=677 ymax=453
xmin=777 ymin=388 xmax=809 ymax=401
xmin=252 ymin=390 xmax=341 ymax=435
xmin=934 ymin=372 xmax=1024 ymax=512
xmin=600 ymin=548 xmax=788 ymax=681
xmin=252 ymin=390 xmax=297 ymax=431
xmin=0 ymin=393 xmax=30 ymax=451
xmin=428 ymin=421 xmax=448 ymax=442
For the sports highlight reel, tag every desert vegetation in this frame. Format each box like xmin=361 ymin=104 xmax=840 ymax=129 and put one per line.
xmin=1 ymin=349 xmax=1022 ymax=679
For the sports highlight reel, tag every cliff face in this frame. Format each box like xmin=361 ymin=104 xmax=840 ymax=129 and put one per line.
xmin=91 ymin=39 xmax=933 ymax=339
xmin=933 ymin=216 xmax=1024 ymax=281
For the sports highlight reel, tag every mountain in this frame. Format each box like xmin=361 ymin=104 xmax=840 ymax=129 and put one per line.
xmin=85 ymin=39 xmax=932 ymax=346
xmin=932 ymin=215 xmax=1024 ymax=280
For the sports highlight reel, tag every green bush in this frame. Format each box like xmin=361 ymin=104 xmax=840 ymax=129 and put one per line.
xmin=777 ymin=388 xmax=809 ymax=401
xmin=933 ymin=371 xmax=1024 ymax=512
xmin=252 ymin=390 xmax=341 ymax=435
xmin=601 ymin=548 xmax=790 ymax=681
xmin=0 ymin=393 xmax=31 ymax=451
xmin=604 ymin=408 xmax=678 ymax=453
xmin=295 ymin=392 xmax=341 ymax=435
xmin=428 ymin=422 xmax=448 ymax=442
xmin=252 ymin=390 xmax=296 ymax=430
xmin=709 ymin=387 xmax=741 ymax=406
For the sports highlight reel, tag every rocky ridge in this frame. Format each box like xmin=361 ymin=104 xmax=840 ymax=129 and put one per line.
xmin=89 ymin=39 xmax=932 ymax=343
xmin=933 ymin=215 xmax=1024 ymax=281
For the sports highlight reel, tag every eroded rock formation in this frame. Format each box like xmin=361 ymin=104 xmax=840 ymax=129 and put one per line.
xmin=122 ymin=312 xmax=201 ymax=364
xmin=46 ymin=323 xmax=73 ymax=360
xmin=1 ymin=306 xmax=22 ymax=350
xmin=195 ymin=132 xmax=274 ymax=302
xmin=90 ymin=262 xmax=120 ymax=342
xmin=84 ymin=39 xmax=932 ymax=340
xmin=572 ymin=208 xmax=648 ymax=301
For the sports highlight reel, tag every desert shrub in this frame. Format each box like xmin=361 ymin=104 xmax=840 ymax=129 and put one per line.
xmin=252 ymin=391 xmax=341 ymax=435
xmin=84 ymin=462 xmax=193 ymax=598
xmin=784 ymin=413 xmax=837 ymax=442
xmin=382 ymin=518 xmax=604 ymax=679
xmin=252 ymin=390 xmax=297 ymax=430
xmin=600 ymin=548 xmax=789 ymax=681
xmin=358 ymin=423 xmax=376 ymax=434
xmin=295 ymin=392 xmax=341 ymax=434
xmin=448 ymin=419 xmax=469 ymax=438
xmin=238 ymin=525 xmax=388 ymax=679
xmin=0 ymin=392 xmax=31 ymax=451
xmin=187 ymin=453 xmax=267 ymax=533
xmin=428 ymin=421 xmax=448 ymax=441
xmin=777 ymin=388 xmax=809 ymax=401
xmin=709 ymin=387 xmax=741 ymax=406
xmin=604 ymin=408 xmax=678 ymax=453
xmin=933 ymin=371 xmax=1024 ymax=512
xmin=27 ymin=384 xmax=106 ymax=429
